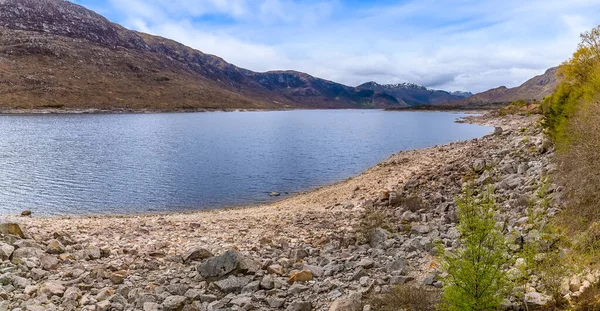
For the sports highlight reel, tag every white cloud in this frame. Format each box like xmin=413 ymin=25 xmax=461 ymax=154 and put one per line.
xmin=83 ymin=0 xmax=600 ymax=93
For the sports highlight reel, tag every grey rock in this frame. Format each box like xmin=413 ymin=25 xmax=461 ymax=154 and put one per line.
xmin=268 ymin=297 xmax=286 ymax=308
xmin=197 ymin=250 xmax=259 ymax=280
xmin=45 ymin=239 xmax=65 ymax=254
xmin=390 ymin=276 xmax=414 ymax=285
xmin=370 ymin=228 xmax=390 ymax=248
xmin=162 ymin=295 xmax=187 ymax=311
xmin=39 ymin=280 xmax=65 ymax=298
xmin=329 ymin=297 xmax=361 ymax=311
xmin=0 ymin=243 xmax=14 ymax=260
xmin=10 ymin=247 xmax=45 ymax=264
xmin=183 ymin=247 xmax=213 ymax=263
xmin=524 ymin=292 xmax=551 ymax=307
xmin=214 ymin=275 xmax=251 ymax=293
xmin=473 ymin=159 xmax=486 ymax=172
xmin=286 ymin=301 xmax=312 ymax=311
xmin=0 ymin=222 xmax=27 ymax=238
xmin=260 ymin=275 xmax=275 ymax=290
xmin=143 ymin=302 xmax=160 ymax=311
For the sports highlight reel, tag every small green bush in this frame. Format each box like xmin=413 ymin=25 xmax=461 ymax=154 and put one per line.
xmin=439 ymin=189 xmax=510 ymax=311
xmin=356 ymin=207 xmax=394 ymax=244
xmin=369 ymin=285 xmax=440 ymax=311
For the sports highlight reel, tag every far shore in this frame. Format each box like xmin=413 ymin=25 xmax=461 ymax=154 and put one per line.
xmin=0 ymin=106 xmax=500 ymax=115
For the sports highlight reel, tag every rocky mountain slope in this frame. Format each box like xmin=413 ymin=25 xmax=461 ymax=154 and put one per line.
xmin=0 ymin=0 xmax=406 ymax=111
xmin=442 ymin=67 xmax=559 ymax=108
xmin=357 ymin=82 xmax=472 ymax=106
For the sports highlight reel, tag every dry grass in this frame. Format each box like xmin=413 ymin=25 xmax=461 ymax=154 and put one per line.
xmin=356 ymin=207 xmax=395 ymax=244
xmin=573 ymin=282 xmax=600 ymax=311
xmin=368 ymin=285 xmax=440 ymax=311
xmin=557 ymin=98 xmax=600 ymax=231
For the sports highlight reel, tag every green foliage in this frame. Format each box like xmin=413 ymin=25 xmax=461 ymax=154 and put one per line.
xmin=368 ymin=285 xmax=440 ymax=311
xmin=542 ymin=25 xmax=600 ymax=144
xmin=439 ymin=189 xmax=510 ymax=311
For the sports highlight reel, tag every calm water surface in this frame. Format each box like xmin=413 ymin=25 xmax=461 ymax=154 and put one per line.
xmin=0 ymin=110 xmax=491 ymax=216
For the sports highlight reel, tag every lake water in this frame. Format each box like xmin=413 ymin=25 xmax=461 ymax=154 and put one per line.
xmin=0 ymin=110 xmax=491 ymax=216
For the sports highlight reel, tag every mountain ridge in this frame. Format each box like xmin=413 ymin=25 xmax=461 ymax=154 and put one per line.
xmin=0 ymin=0 xmax=558 ymax=111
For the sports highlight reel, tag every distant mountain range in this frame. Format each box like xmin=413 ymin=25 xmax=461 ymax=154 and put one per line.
xmin=0 ymin=0 xmax=557 ymax=111
xmin=440 ymin=67 xmax=559 ymax=108
xmin=357 ymin=82 xmax=472 ymax=106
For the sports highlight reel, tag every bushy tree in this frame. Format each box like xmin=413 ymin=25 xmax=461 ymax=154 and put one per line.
xmin=542 ymin=25 xmax=600 ymax=143
xmin=439 ymin=189 xmax=509 ymax=311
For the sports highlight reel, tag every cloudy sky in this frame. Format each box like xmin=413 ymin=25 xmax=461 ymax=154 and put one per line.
xmin=72 ymin=0 xmax=600 ymax=93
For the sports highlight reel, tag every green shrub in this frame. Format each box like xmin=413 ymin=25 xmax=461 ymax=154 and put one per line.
xmin=368 ymin=285 xmax=440 ymax=311
xmin=356 ymin=207 xmax=394 ymax=244
xmin=439 ymin=189 xmax=510 ymax=311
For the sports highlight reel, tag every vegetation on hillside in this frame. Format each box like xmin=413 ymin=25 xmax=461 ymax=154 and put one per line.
xmin=541 ymin=25 xmax=600 ymax=250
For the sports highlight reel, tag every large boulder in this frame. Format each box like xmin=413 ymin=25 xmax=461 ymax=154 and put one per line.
xmin=196 ymin=250 xmax=259 ymax=280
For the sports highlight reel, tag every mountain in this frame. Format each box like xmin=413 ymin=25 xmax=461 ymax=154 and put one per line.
xmin=0 ymin=0 xmax=402 ymax=111
xmin=442 ymin=67 xmax=559 ymax=108
xmin=357 ymin=82 xmax=472 ymax=106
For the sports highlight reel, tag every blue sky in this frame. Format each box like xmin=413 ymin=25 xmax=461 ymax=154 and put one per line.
xmin=71 ymin=0 xmax=600 ymax=93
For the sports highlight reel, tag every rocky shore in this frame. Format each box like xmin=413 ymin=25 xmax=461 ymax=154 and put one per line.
xmin=0 ymin=112 xmax=592 ymax=311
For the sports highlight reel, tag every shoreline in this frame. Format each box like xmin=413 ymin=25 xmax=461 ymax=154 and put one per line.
xmin=2 ymin=111 xmax=557 ymax=311
xmin=0 ymin=107 xmax=493 ymax=115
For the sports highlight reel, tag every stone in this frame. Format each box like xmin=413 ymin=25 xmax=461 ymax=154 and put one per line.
xmin=40 ymin=255 xmax=59 ymax=270
xmin=39 ymin=280 xmax=65 ymax=298
xmin=110 ymin=273 xmax=125 ymax=284
xmin=196 ymin=250 xmax=259 ymax=279
xmin=183 ymin=247 xmax=213 ymax=263
xmin=390 ymin=275 xmax=414 ymax=285
xmin=45 ymin=239 xmax=65 ymax=254
xmin=21 ymin=210 xmax=32 ymax=216
xmin=0 ymin=242 xmax=14 ymax=260
xmin=214 ymin=276 xmax=251 ymax=293
xmin=0 ymin=222 xmax=27 ymax=238
xmin=473 ymin=159 xmax=486 ymax=172
xmin=569 ymin=276 xmax=581 ymax=292
xmin=162 ymin=295 xmax=187 ymax=311
xmin=267 ymin=264 xmax=284 ymax=275
xmin=286 ymin=301 xmax=312 ymax=311
xmin=329 ymin=297 xmax=361 ymax=311
xmin=369 ymin=228 xmax=389 ymax=248
xmin=63 ymin=287 xmax=82 ymax=301
xmin=356 ymin=258 xmax=374 ymax=269
xmin=260 ymin=275 xmax=275 ymax=289
xmin=387 ymin=259 xmax=406 ymax=274
xmin=288 ymin=270 xmax=313 ymax=284
xmin=143 ymin=302 xmax=160 ymax=311
xmin=267 ymin=298 xmax=286 ymax=308
xmin=292 ymin=249 xmax=308 ymax=262
xmin=11 ymin=247 xmax=45 ymax=264
xmin=289 ymin=283 xmax=309 ymax=294
xmin=524 ymin=292 xmax=551 ymax=307
xmin=85 ymin=246 xmax=102 ymax=260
